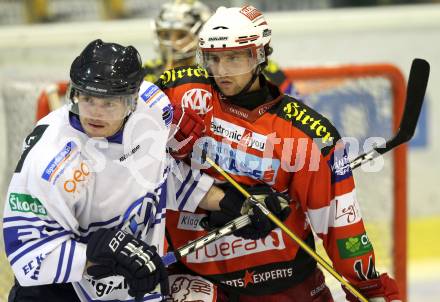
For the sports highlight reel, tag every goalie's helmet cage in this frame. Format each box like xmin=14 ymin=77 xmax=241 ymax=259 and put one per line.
xmin=68 ymin=39 xmax=144 ymax=120
xmin=154 ymin=0 xmax=211 ymax=62
xmin=197 ymin=5 xmax=272 ymax=78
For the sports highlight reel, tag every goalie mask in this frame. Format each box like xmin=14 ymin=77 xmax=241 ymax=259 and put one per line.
xmin=197 ymin=5 xmax=272 ymax=78
xmin=68 ymin=39 xmax=144 ymax=121
xmin=154 ymin=0 xmax=211 ymax=63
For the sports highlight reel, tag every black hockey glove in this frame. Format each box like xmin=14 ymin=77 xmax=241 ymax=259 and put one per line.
xmin=204 ymin=184 xmax=291 ymax=240
xmin=86 ymin=229 xmax=169 ymax=301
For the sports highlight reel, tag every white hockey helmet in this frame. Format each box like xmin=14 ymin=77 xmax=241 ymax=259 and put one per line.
xmin=197 ymin=5 xmax=272 ymax=77
xmin=154 ymin=0 xmax=211 ymax=61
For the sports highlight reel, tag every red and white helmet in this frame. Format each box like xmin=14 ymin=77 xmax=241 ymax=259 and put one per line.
xmin=197 ymin=5 xmax=272 ymax=76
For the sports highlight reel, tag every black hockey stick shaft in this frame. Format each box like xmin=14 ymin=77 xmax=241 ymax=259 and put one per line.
xmin=350 ymin=58 xmax=430 ymax=169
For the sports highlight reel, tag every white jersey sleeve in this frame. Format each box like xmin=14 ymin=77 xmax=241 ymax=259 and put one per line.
xmin=137 ymin=80 xmax=214 ymax=213
xmin=166 ymin=159 xmax=214 ymax=213
xmin=3 ymin=123 xmax=88 ymax=286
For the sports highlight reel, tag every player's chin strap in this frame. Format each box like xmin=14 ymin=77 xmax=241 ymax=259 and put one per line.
xmin=231 ymin=65 xmax=262 ymax=99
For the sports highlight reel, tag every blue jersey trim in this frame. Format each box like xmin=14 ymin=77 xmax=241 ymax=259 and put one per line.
xmin=53 ymin=241 xmax=67 ymax=283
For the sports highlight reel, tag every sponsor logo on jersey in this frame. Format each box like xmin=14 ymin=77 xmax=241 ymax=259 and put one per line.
xmin=308 ymin=190 xmax=361 ymax=234
xmin=337 ymin=232 xmax=373 ymax=259
xmin=327 ymin=146 xmax=352 ymax=183
xmin=334 ymin=192 xmax=361 ymax=227
xmin=282 ymin=101 xmax=335 ymax=145
xmin=194 ymin=138 xmax=279 ymax=184
xmin=8 ymin=193 xmax=47 ymax=216
xmin=121 ymin=191 xmax=161 ymax=237
xmin=222 ymin=267 xmax=293 ymax=288
xmin=140 ymin=84 xmax=167 ymax=108
xmin=119 ymin=144 xmax=140 ymax=162
xmin=225 ymin=106 xmax=249 ymax=119
xmin=22 ymin=253 xmax=46 ymax=281
xmin=177 ymin=213 xmax=207 ymax=231
xmin=86 ymin=277 xmax=129 ymax=297
xmin=162 ymin=103 xmax=173 ymax=126
xmin=169 ymin=275 xmax=215 ymax=302
xmin=140 ymin=84 xmax=160 ymax=102
xmin=42 ymin=141 xmax=78 ymax=182
xmin=148 ymin=93 xmax=166 ymax=108
xmin=15 ymin=125 xmax=49 ymax=173
xmin=311 ymin=282 xmax=327 ymax=297
xmin=181 ymin=88 xmax=213 ymax=114
xmin=63 ymin=162 xmax=90 ymax=193
xmin=160 ymin=66 xmax=208 ymax=85
xmin=186 ymin=229 xmax=285 ymax=263
xmin=210 ymin=117 xmax=267 ymax=152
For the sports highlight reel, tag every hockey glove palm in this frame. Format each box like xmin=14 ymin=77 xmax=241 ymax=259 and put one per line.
xmin=343 ymin=273 xmax=401 ymax=302
xmin=205 ymin=184 xmax=291 ymax=240
xmin=86 ymin=229 xmax=169 ymax=301
xmin=167 ymin=104 xmax=204 ymax=159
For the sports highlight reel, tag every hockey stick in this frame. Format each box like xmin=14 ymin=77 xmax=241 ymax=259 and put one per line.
xmin=162 ymin=213 xmax=251 ymax=266
xmin=162 ymin=58 xmax=429 ymax=301
xmin=350 ymin=58 xmax=430 ymax=169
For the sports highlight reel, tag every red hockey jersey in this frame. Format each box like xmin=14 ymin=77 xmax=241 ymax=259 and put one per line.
xmin=159 ymin=66 xmax=378 ymax=295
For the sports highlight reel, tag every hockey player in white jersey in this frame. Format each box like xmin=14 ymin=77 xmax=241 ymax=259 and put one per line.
xmin=3 ymin=39 xmax=218 ymax=302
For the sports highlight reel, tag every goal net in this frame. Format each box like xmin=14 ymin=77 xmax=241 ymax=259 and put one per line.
xmin=285 ymin=64 xmax=407 ymax=301
xmin=0 ymin=64 xmax=407 ymax=301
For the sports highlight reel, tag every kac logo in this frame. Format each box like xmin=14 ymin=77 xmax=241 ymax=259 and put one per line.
xmin=181 ymin=88 xmax=213 ymax=115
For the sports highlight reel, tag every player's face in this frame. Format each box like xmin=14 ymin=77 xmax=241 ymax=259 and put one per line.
xmin=214 ymin=68 xmax=256 ymax=96
xmin=202 ymin=49 xmax=260 ymax=96
xmin=157 ymin=29 xmax=189 ymax=48
xmin=77 ymin=96 xmax=128 ymax=137
xmin=157 ymin=28 xmax=196 ymax=67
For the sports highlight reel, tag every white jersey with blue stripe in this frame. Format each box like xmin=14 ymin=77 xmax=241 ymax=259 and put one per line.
xmin=2 ymin=81 xmax=213 ymax=301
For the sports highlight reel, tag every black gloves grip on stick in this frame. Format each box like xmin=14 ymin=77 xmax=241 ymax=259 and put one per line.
xmin=203 ymin=184 xmax=292 ymax=240
xmin=86 ymin=229 xmax=169 ymax=301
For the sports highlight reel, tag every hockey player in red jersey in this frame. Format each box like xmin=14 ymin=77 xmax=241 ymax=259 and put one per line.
xmin=158 ymin=5 xmax=402 ymax=302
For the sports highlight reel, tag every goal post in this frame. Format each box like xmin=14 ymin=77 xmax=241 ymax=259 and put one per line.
xmin=283 ymin=64 xmax=407 ymax=301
